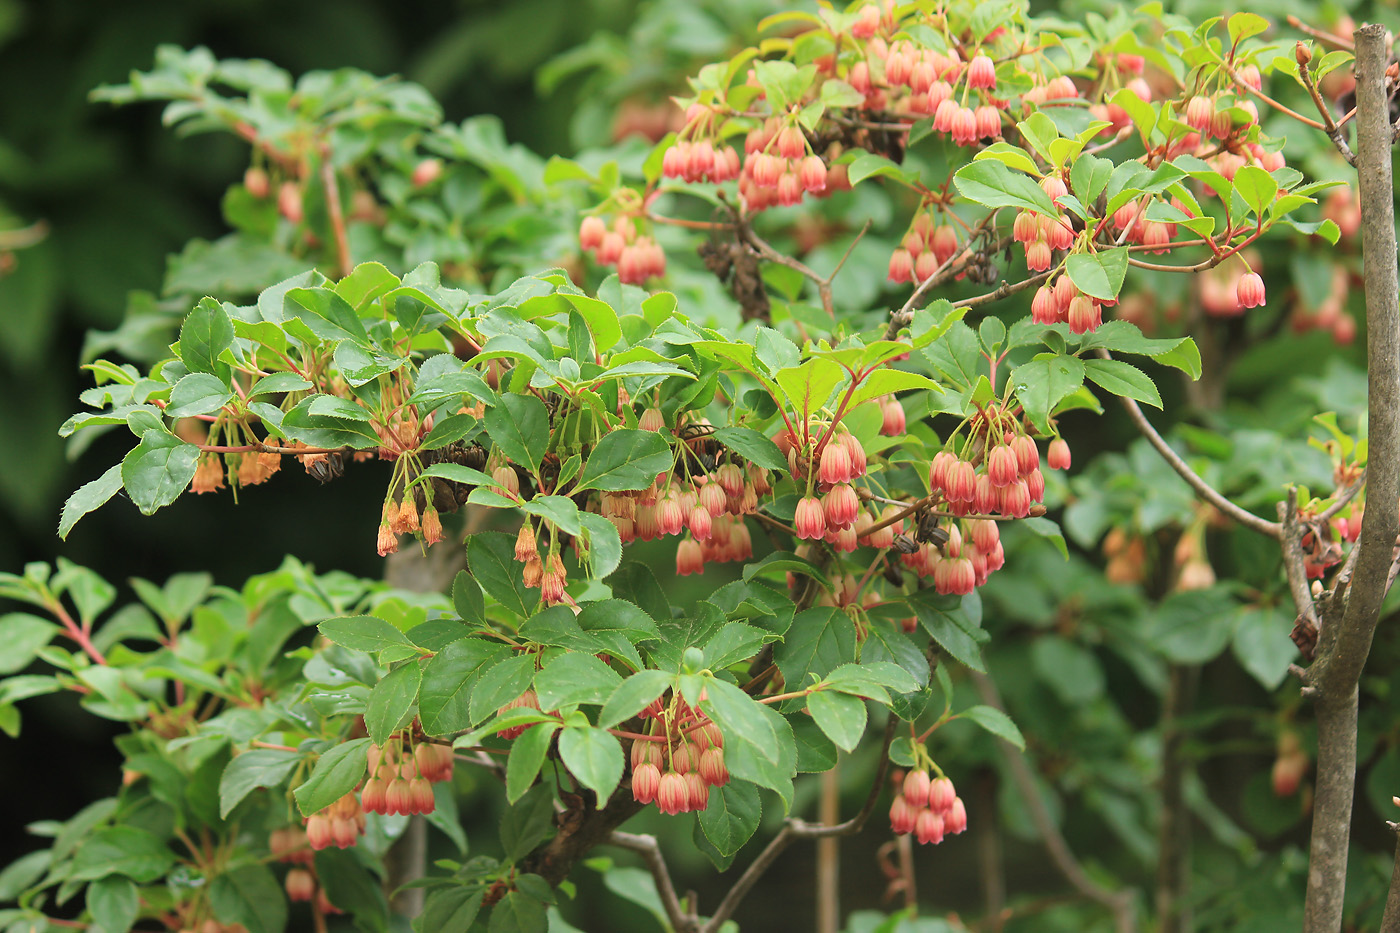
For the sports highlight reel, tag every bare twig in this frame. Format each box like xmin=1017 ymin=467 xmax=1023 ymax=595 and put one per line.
xmin=971 ymin=671 xmax=1138 ymax=933
xmin=608 ymin=832 xmax=698 ymax=933
xmin=319 ymin=142 xmax=352 ymax=278
xmin=1279 ymin=489 xmax=1322 ymax=665
xmin=1301 ymin=25 xmax=1400 ymax=933
xmin=699 ymin=716 xmax=898 ymax=933
xmin=817 ymin=766 xmax=842 ymax=933
xmin=1103 ymin=350 xmax=1282 ymax=539
xmin=952 ymin=268 xmax=1053 ymax=311
xmin=1298 ymin=48 xmax=1359 ymax=166
xmin=1316 ymin=469 xmax=1367 ymax=524
xmin=739 ymin=212 xmax=870 ymax=320
xmin=0 ymin=220 xmax=49 ymax=252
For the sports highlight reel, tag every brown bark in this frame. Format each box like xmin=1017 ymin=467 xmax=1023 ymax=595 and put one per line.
xmin=1302 ymin=24 xmax=1400 ymax=933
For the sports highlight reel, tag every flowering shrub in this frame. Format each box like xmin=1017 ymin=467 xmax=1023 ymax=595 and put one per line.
xmin=1 ymin=3 xmax=1391 ymax=932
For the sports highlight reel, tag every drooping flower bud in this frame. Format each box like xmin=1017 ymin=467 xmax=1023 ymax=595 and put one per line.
xmin=1047 ymin=437 xmax=1072 ymax=470
xmin=676 ymin=539 xmax=706 ymax=576
xmin=944 ymin=796 xmax=968 ymax=834
xmin=285 ymin=868 xmax=316 ymax=902
xmin=903 ymin=769 xmax=932 ymax=807
xmin=823 ymin=483 xmax=860 ymax=530
xmin=889 ymin=794 xmax=918 ymax=835
xmin=632 ymin=762 xmax=662 ymax=804
xmin=968 ymin=53 xmax=996 ymax=90
xmin=795 ymin=496 xmax=828 ymax=540
xmin=915 ymin=808 xmax=946 ymax=845
xmin=657 ymin=770 xmax=689 ymax=815
xmin=1236 ymin=271 xmax=1266 ymax=308
xmin=929 ymin=776 xmax=956 ymax=813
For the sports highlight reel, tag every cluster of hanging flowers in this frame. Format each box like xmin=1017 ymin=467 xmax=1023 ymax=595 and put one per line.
xmin=629 ymin=693 xmax=730 ymax=815
xmin=889 ymin=768 xmax=968 ymax=845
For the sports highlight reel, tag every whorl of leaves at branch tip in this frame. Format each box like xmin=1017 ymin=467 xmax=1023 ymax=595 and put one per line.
xmin=0 ymin=2 xmax=1375 ymax=932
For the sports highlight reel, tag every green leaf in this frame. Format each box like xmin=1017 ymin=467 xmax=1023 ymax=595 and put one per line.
xmin=774 ymin=607 xmax=856 ymax=686
xmin=847 ymin=151 xmax=910 ymax=186
xmin=974 ymin=143 xmax=1041 ymax=176
xmin=59 ymin=464 xmax=124 ymax=539
xmin=500 ymin=784 xmax=557 ymax=863
xmin=806 ymin=689 xmax=867 ymax=752
xmin=1065 ymin=249 xmax=1127 ymax=302
xmin=248 ymin=371 xmax=313 ymax=397
xmin=1010 ymin=355 xmax=1086 ymax=434
xmin=178 ymin=297 xmax=234 ymax=374
xmin=564 ymin=294 xmax=623 ymax=353
xmin=598 ymin=669 xmax=673 ymax=729
xmin=701 ymin=677 xmax=785 ymax=763
xmin=318 ymin=616 xmax=415 ymax=653
xmin=167 ymin=372 xmax=233 ymax=418
xmin=469 ymin=653 xmax=537 ymax=725
xmin=335 ymin=261 xmax=400 ymax=310
xmin=825 ymin=661 xmax=920 ymax=698
xmin=559 ymin=725 xmax=624 ymax=801
xmin=576 ymin=429 xmax=673 ymax=492
xmin=468 ymin=532 xmax=535 ymax=617
xmin=1233 ymin=164 xmax=1277 ymax=218
xmin=717 ymin=703 xmax=797 ymax=810
xmin=486 ymin=395 xmax=550 ymax=473
xmin=70 ymin=827 xmax=175 ymax=883
xmin=959 ymin=705 xmax=1025 ymax=750
xmin=294 ymin=738 xmax=370 ymax=816
xmin=1070 ymin=153 xmax=1114 ymax=205
xmin=218 ymin=748 xmax=299 ymax=818
xmin=846 ymin=368 xmax=940 ymax=411
xmin=743 ymin=552 xmax=831 ymax=588
xmin=703 ymin=622 xmax=769 ymax=671
xmin=453 ymin=571 xmax=485 ymax=627
xmin=579 ymin=512 xmax=623 ymax=579
xmin=0 ymin=614 xmax=58 ymax=675
xmin=710 ymin=427 xmax=788 ymax=472
xmin=953 ymin=160 xmax=1058 ymax=214
xmin=775 ymin=358 xmax=844 ymax=419
xmin=1083 ymin=358 xmax=1162 ymax=408
xmin=121 ymin=431 xmax=200 ymax=516
xmin=87 ymin=876 xmax=139 ymax=933
xmin=1227 ymin=12 xmax=1269 ymax=43
xmin=419 ymin=639 xmax=507 ymax=736
xmin=365 ymin=662 xmax=422 ymax=745
xmin=697 ymin=780 xmax=762 ymax=857
xmin=1077 ymin=321 xmax=1201 ymax=379
xmin=522 ymin=495 xmax=581 ymax=536
xmin=1231 ymin=606 xmax=1296 ymax=690
xmin=285 ymin=286 xmax=369 ymax=344
xmin=534 ymin=653 xmax=622 ymax=712
xmin=506 ymin=720 xmax=561 ymax=804
xmin=488 ymin=891 xmax=548 ymax=933
xmin=415 ymin=888 xmax=484 ymax=933
xmin=209 ymin=863 xmax=286 ymax=933
xmin=314 ymin=848 xmax=390 ymax=932
xmin=909 ymin=591 xmax=985 ymax=671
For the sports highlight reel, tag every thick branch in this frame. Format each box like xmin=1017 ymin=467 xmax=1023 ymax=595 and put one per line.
xmin=608 ymin=832 xmax=698 ymax=933
xmin=1310 ymin=22 xmax=1400 ymax=696
xmin=1302 ymin=25 xmax=1400 ymax=933
xmin=1381 ymin=825 xmax=1400 ymax=933
xmin=971 ymin=672 xmax=1138 ymax=933
xmin=1104 ymin=351 xmax=1281 ymax=539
